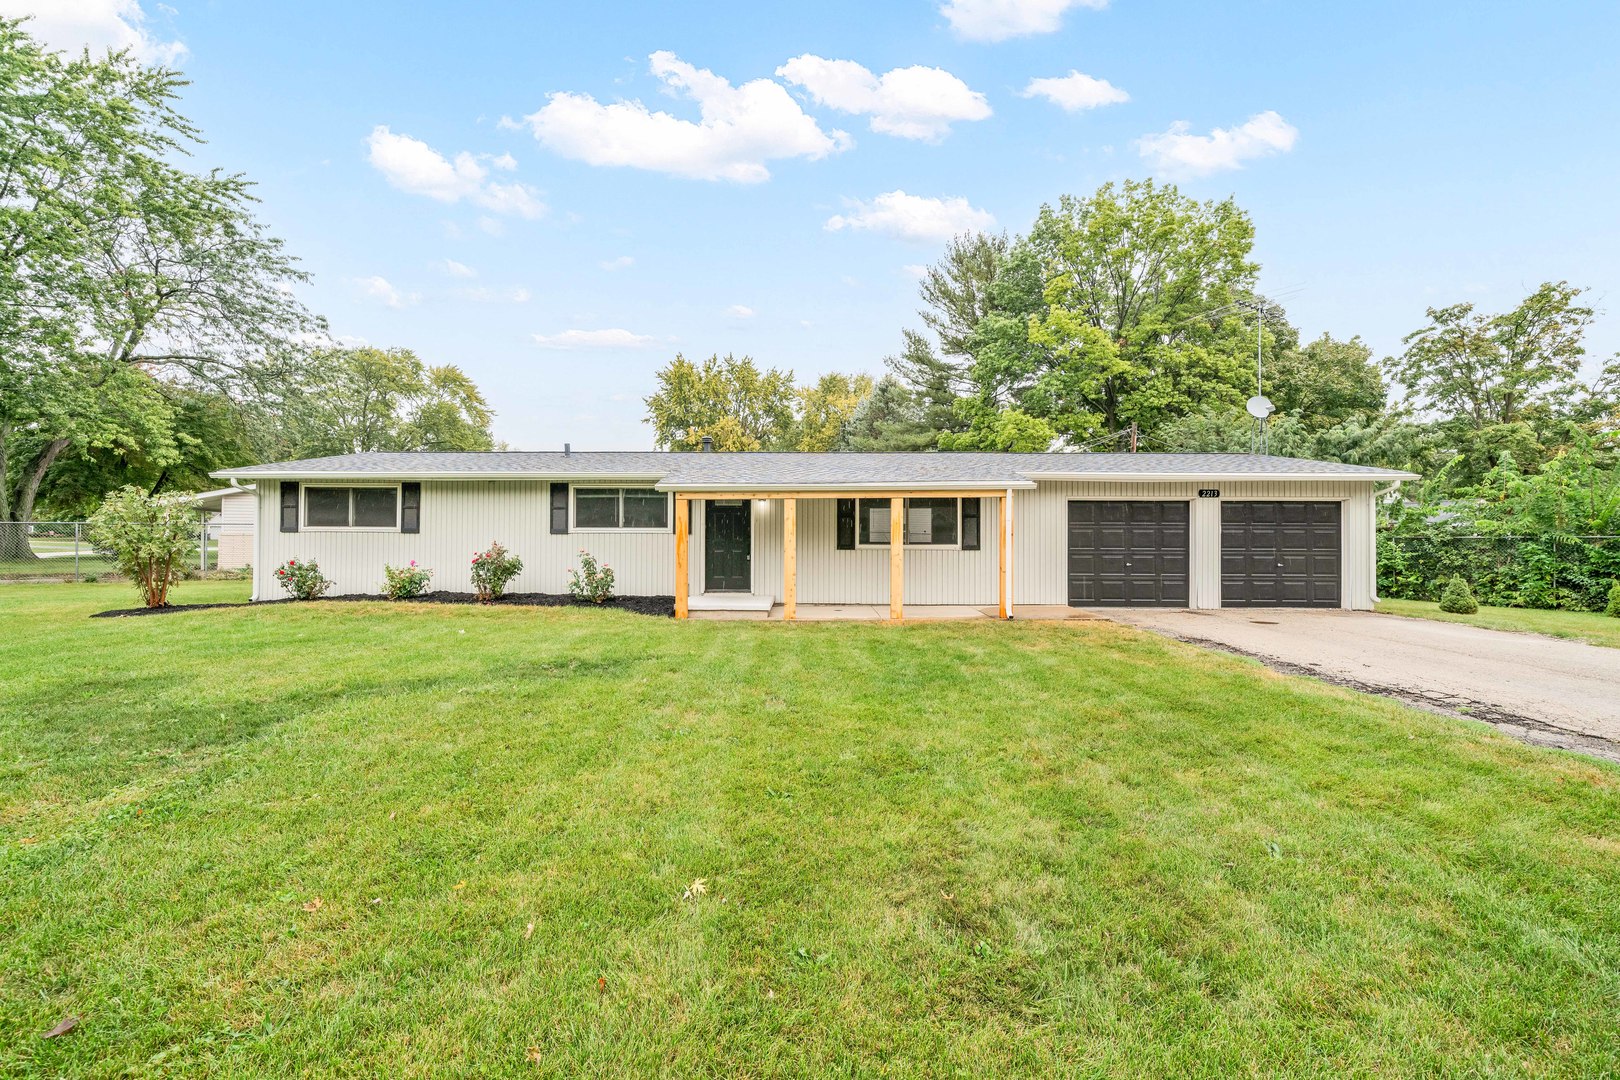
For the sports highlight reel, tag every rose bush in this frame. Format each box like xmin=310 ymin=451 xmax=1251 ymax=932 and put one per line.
xmin=275 ymin=558 xmax=333 ymax=600
xmin=470 ymin=541 xmax=523 ymax=602
xmin=383 ymin=560 xmax=433 ymax=600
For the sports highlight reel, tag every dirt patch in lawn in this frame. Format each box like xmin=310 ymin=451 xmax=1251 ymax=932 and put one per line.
xmin=91 ymin=592 xmax=675 ymax=619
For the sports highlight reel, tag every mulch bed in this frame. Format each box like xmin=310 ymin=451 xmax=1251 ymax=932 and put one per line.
xmin=91 ymin=592 xmax=675 ymax=619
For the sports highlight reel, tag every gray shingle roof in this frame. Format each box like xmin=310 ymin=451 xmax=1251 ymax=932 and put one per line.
xmin=215 ymin=451 xmax=1415 ymax=486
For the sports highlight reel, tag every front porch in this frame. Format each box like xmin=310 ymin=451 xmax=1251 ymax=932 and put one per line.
xmin=688 ymin=603 xmax=1097 ymax=622
xmin=671 ymin=488 xmax=1019 ymax=622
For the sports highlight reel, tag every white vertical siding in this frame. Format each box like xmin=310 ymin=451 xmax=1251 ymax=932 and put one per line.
xmin=1011 ymin=479 xmax=1381 ymax=609
xmin=731 ymin=496 xmax=1000 ymax=605
xmin=255 ymin=480 xmax=680 ymax=599
xmin=252 ymin=477 xmax=1382 ymax=609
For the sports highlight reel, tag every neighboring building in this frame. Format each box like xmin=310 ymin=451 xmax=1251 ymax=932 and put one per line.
xmin=211 ymin=451 xmax=1416 ymax=617
xmin=191 ymin=485 xmax=257 ymax=570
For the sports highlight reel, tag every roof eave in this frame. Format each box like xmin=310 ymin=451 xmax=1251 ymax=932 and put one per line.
xmin=1022 ymin=470 xmax=1419 ymax=482
xmin=655 ymin=480 xmax=1040 ymax=493
xmin=209 ymin=469 xmax=667 ymax=482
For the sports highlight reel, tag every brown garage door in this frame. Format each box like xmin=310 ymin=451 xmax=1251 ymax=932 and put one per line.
xmin=1068 ymin=501 xmax=1189 ymax=606
xmin=1221 ymin=502 xmax=1341 ymax=607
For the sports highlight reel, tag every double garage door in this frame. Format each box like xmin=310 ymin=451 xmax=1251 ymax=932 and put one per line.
xmin=1067 ymin=500 xmax=1341 ymax=608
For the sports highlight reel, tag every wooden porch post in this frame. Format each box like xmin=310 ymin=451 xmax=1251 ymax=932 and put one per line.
xmin=998 ymin=493 xmax=1008 ymax=619
xmin=783 ymin=497 xmax=797 ymax=621
xmin=674 ymin=495 xmax=689 ymax=620
xmin=890 ymin=497 xmax=905 ymax=621
xmin=1003 ymin=487 xmax=1015 ymax=619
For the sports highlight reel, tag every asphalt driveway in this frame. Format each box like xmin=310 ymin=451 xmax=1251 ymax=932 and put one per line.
xmin=1101 ymin=608 xmax=1620 ymax=761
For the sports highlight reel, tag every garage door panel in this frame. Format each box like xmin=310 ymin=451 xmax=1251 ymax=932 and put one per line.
xmin=1222 ymin=502 xmax=1341 ymax=608
xmin=1069 ymin=500 xmax=1190 ymax=607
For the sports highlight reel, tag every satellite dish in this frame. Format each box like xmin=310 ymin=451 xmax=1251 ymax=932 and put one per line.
xmin=1246 ymin=395 xmax=1275 ymax=420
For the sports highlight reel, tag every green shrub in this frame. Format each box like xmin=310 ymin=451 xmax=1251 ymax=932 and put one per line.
xmin=383 ymin=560 xmax=433 ymax=600
xmin=567 ymin=549 xmax=615 ymax=604
xmin=470 ymin=541 xmax=523 ymax=602
xmin=275 ymin=558 xmax=332 ymax=600
xmin=1438 ymin=575 xmax=1479 ymax=615
xmin=86 ymin=486 xmax=199 ymax=608
xmin=1606 ymin=580 xmax=1620 ymax=618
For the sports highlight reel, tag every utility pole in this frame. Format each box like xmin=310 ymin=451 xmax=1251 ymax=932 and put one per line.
xmin=1128 ymin=422 xmax=1138 ymax=453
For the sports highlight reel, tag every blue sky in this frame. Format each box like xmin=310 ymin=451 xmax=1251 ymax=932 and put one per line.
xmin=12 ymin=1 xmax=1620 ymax=448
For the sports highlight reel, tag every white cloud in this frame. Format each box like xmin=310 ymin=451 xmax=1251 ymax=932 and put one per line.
xmin=725 ymin=304 xmax=755 ymax=319
xmin=365 ymin=126 xmax=546 ymax=218
xmin=901 ymin=264 xmax=929 ymax=280
xmin=1135 ymin=110 xmax=1298 ymax=177
xmin=442 ymin=259 xmax=476 ymax=278
xmin=531 ymin=328 xmax=655 ymax=350
xmin=522 ymin=51 xmax=851 ymax=183
xmin=457 ymin=285 xmax=531 ymax=303
xmin=600 ymin=255 xmax=635 ymax=271
xmin=1 ymin=0 xmax=186 ymax=64
xmin=1021 ymin=71 xmax=1129 ymax=111
xmin=776 ymin=55 xmax=990 ymax=141
xmin=825 ymin=191 xmax=996 ymax=244
xmin=355 ymin=276 xmax=418 ymax=309
xmin=940 ymin=0 xmax=1107 ymax=42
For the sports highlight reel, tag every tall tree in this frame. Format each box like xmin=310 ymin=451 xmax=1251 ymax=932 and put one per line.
xmin=1389 ymin=282 xmax=1594 ymax=430
xmin=292 ymin=347 xmax=494 ymax=456
xmin=883 ymin=232 xmax=1033 ymax=446
xmin=834 ymin=375 xmax=937 ymax=451
xmin=0 ymin=21 xmax=322 ymax=553
xmin=1018 ymin=179 xmax=1261 ymax=441
xmin=793 ymin=372 xmax=873 ymax=451
xmin=1268 ymin=333 xmax=1387 ymax=428
xmin=644 ymin=353 xmax=798 ymax=451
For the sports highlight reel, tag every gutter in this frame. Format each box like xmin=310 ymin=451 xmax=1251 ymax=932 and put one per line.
xmin=654 ymin=480 xmax=1040 ymax=493
xmin=1021 ymin=471 xmax=1420 ymax=482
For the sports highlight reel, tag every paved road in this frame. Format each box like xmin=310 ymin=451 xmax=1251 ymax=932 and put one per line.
xmin=1102 ymin=608 xmax=1620 ymax=760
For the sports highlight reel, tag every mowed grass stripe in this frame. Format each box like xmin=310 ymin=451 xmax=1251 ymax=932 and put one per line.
xmin=1 ymin=582 xmax=1617 ymax=1077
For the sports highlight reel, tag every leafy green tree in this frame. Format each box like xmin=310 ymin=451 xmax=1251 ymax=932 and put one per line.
xmin=1268 ymin=334 xmax=1387 ymax=428
xmin=644 ymin=353 xmax=798 ymax=451
xmin=0 ymin=20 xmax=321 ymax=554
xmin=793 ymin=372 xmax=874 ymax=451
xmin=293 ymin=347 xmax=494 ymax=455
xmin=1155 ymin=406 xmax=1425 ymax=470
xmin=1019 ymin=180 xmax=1262 ymax=441
xmin=1389 ymin=282 xmax=1594 ymax=430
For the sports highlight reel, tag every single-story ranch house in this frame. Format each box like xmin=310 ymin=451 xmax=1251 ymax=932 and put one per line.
xmin=212 ymin=450 xmax=1416 ymax=619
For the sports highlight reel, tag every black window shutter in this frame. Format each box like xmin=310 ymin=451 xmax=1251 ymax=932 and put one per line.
xmin=400 ymin=482 xmax=421 ymax=533
xmin=961 ymin=498 xmax=981 ymax=551
xmin=280 ymin=481 xmax=299 ymax=533
xmin=550 ymin=482 xmax=569 ymax=534
xmin=836 ymin=499 xmax=856 ymax=550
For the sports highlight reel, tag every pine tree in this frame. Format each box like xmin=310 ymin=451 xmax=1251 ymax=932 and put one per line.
xmin=1438 ymin=575 xmax=1479 ymax=614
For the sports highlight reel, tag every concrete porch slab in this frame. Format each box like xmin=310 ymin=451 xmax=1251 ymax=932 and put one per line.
xmin=687 ymin=593 xmax=775 ymax=612
xmin=690 ymin=604 xmax=1106 ymax=622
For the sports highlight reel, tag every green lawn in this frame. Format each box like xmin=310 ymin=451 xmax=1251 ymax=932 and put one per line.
xmin=1378 ymin=597 xmax=1620 ymax=649
xmin=3 ymin=583 xmax=1618 ymax=1078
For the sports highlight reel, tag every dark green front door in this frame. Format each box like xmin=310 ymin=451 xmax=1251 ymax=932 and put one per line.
xmin=704 ymin=501 xmax=752 ymax=592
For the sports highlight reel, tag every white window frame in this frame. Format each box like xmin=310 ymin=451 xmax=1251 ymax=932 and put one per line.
xmin=302 ymin=483 xmax=402 ymax=532
xmin=855 ymin=497 xmax=964 ymax=550
xmin=569 ymin=483 xmax=672 ymax=534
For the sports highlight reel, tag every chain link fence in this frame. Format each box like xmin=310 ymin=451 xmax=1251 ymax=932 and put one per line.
xmin=1379 ymin=533 xmax=1620 ymax=611
xmin=0 ymin=521 xmax=228 ymax=582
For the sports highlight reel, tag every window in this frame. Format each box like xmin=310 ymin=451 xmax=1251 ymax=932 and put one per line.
xmin=858 ymin=498 xmax=960 ymax=546
xmin=304 ymin=486 xmax=399 ymax=529
xmin=573 ymin=487 xmax=669 ymax=530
